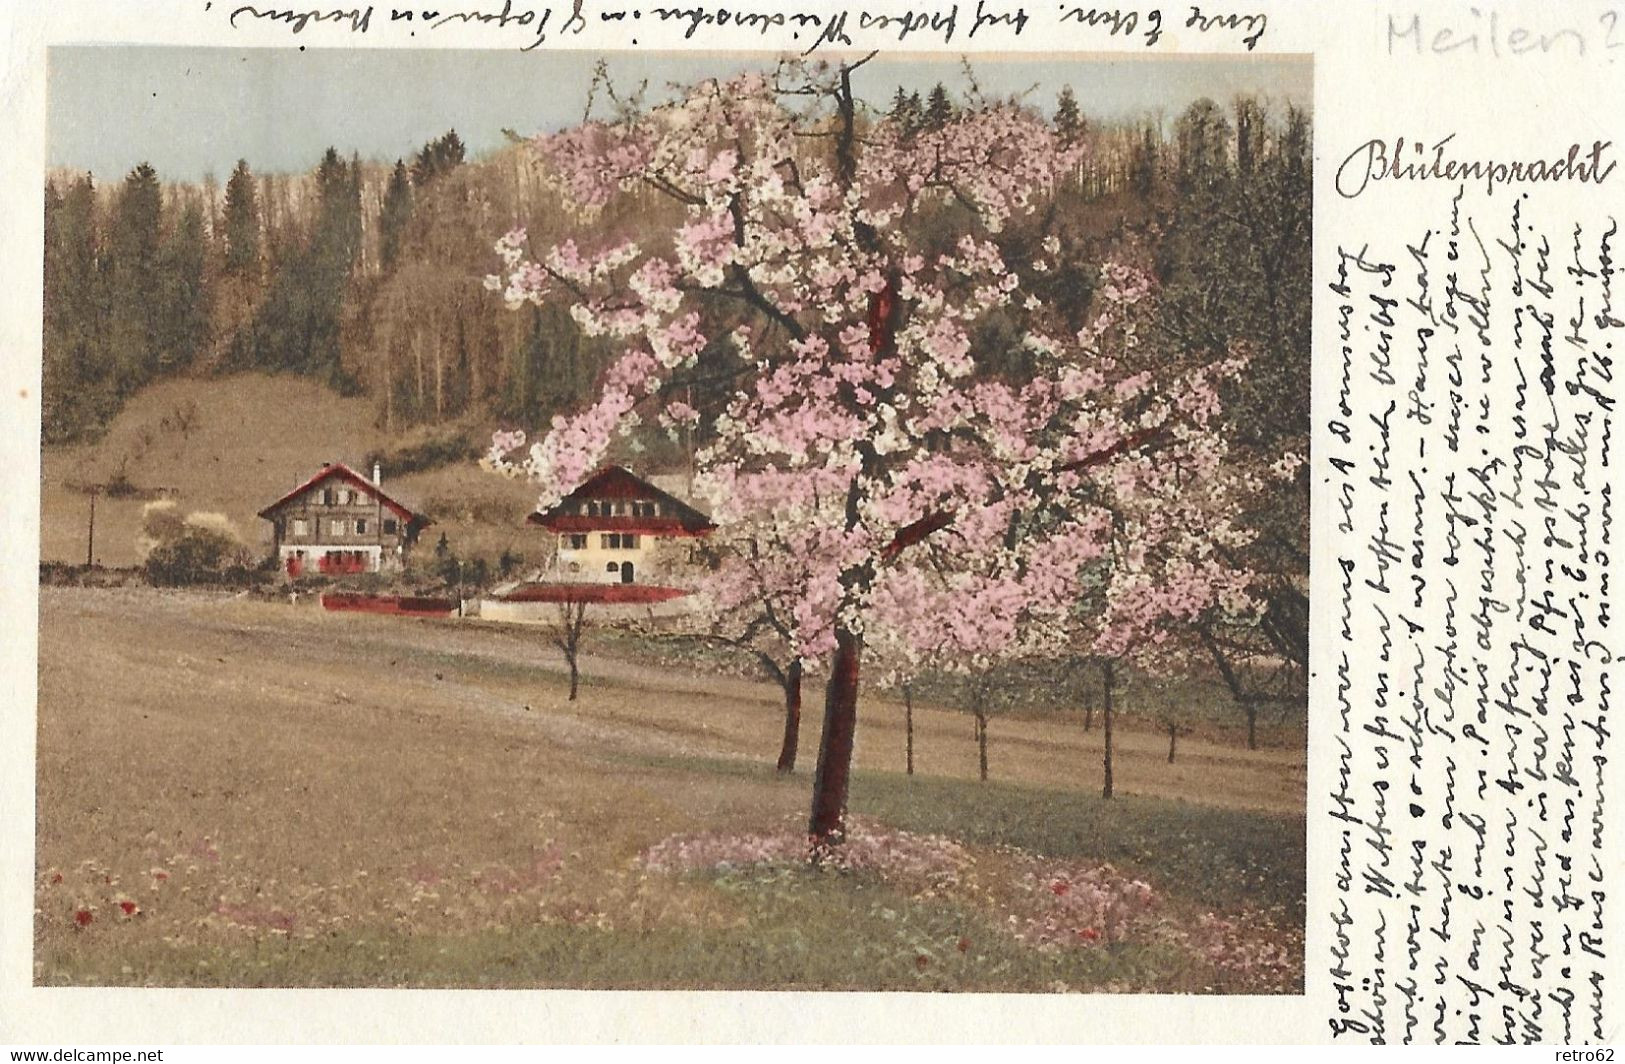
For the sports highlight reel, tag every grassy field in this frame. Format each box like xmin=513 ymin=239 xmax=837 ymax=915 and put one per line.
xmin=35 ymin=586 xmax=1304 ymax=991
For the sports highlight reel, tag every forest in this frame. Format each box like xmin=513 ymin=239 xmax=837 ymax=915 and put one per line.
xmin=42 ymin=83 xmax=1309 ymax=463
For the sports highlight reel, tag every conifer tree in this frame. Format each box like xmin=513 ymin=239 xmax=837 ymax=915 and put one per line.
xmin=924 ymin=83 xmax=954 ymax=130
xmin=106 ymin=163 xmax=164 ymax=390
xmin=1054 ymin=85 xmax=1084 ymax=145
xmin=222 ymin=159 xmax=260 ymax=277
xmin=379 ymin=158 xmax=414 ymax=271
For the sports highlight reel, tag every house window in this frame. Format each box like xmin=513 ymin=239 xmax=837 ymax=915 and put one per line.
xmin=599 ymin=533 xmax=641 ymax=550
xmin=624 ymin=534 xmax=639 ymax=549
xmin=322 ymin=489 xmax=334 ymax=505
xmin=331 ymin=519 xmax=349 ymax=536
xmin=606 ymin=562 xmax=620 ymax=573
xmin=382 ymin=518 xmax=398 ymax=535
xmin=291 ymin=518 xmax=309 ymax=537
xmin=565 ymin=534 xmax=587 ymax=550
xmin=568 ymin=562 xmax=581 ymax=573
xmin=355 ymin=518 xmax=368 ymax=534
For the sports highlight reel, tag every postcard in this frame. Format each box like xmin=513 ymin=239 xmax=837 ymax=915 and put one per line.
xmin=0 ymin=0 xmax=1618 ymax=1047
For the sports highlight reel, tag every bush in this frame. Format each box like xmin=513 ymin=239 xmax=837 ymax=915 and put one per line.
xmin=140 ymin=501 xmax=254 ymax=586
xmin=145 ymin=526 xmax=253 ymax=585
xmin=364 ymin=431 xmax=480 ymax=479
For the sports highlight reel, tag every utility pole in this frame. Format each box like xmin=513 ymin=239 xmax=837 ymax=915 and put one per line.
xmin=85 ymin=485 xmax=99 ymax=568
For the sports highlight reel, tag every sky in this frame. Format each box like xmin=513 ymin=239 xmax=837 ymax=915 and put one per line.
xmin=47 ymin=47 xmax=1312 ymax=183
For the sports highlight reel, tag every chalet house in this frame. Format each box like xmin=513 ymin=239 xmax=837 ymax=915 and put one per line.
xmin=528 ymin=465 xmax=714 ymax=586
xmin=259 ymin=462 xmax=432 ymax=577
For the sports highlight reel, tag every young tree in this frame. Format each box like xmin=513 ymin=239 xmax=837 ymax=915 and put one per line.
xmin=484 ymin=60 xmax=1248 ymax=848
xmin=553 ymin=593 xmax=590 ymax=701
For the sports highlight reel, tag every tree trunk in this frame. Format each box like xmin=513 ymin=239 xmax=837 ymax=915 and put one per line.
xmin=1102 ymin=659 xmax=1116 ymax=800
xmin=413 ymin=330 xmax=425 ymax=412
xmin=976 ymin=709 xmax=989 ymax=782
xmin=776 ymin=659 xmax=803 ymax=774
xmin=566 ymin=652 xmax=579 ymax=701
xmin=1246 ymin=701 xmax=1258 ymax=750
xmin=1167 ymin=722 xmax=1177 ymax=763
xmin=903 ymin=683 xmax=915 ymax=777
xmin=808 ymin=627 xmax=862 ymax=850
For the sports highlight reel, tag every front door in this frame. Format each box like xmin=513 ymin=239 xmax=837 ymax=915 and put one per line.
xmin=620 ymin=561 xmax=634 ymax=584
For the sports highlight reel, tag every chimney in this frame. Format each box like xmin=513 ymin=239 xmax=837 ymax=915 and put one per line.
xmin=372 ymin=462 xmax=382 ymax=487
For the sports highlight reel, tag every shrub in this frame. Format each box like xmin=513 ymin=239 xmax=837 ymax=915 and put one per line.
xmin=363 ymin=431 xmax=480 ymax=479
xmin=140 ymin=502 xmax=254 ymax=586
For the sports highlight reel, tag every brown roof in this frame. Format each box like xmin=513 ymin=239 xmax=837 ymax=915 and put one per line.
xmin=258 ymin=462 xmax=431 ymax=526
xmin=528 ymin=465 xmax=714 ymax=537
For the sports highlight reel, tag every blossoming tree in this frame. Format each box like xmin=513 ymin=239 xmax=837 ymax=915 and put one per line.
xmin=485 ymin=58 xmax=1253 ymax=847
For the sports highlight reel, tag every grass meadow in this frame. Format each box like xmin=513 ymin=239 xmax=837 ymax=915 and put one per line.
xmin=35 ymin=586 xmax=1304 ymax=992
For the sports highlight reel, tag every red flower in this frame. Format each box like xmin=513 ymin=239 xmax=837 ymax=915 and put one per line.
xmin=915 ymin=954 xmax=931 ymax=970
xmin=118 ymin=900 xmax=139 ymax=917
xmin=50 ymin=873 xmax=62 ymax=885
xmin=153 ymin=871 xmax=169 ymax=882
xmin=74 ymin=909 xmax=93 ymax=928
xmin=957 ymin=937 xmax=971 ymax=953
xmin=1078 ymin=927 xmax=1100 ymax=941
xmin=1050 ymin=880 xmax=1070 ymax=896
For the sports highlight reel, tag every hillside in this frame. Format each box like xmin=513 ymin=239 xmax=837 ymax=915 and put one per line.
xmin=40 ymin=373 xmax=545 ymax=570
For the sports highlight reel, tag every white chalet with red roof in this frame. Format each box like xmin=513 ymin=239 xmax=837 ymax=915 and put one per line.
xmin=526 ymin=465 xmax=714 ymax=587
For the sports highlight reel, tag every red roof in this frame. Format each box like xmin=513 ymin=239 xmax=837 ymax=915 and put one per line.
xmin=320 ymin=592 xmax=457 ymax=616
xmin=495 ymin=582 xmax=691 ymax=605
xmin=529 ymin=466 xmax=713 ymax=536
xmin=258 ymin=462 xmax=431 ymax=526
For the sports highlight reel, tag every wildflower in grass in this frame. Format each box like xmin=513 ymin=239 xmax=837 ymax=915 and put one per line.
xmin=74 ymin=908 xmax=93 ymax=928
xmin=640 ymin=816 xmax=968 ymax=888
xmin=1011 ymin=860 xmax=1159 ymax=949
xmin=118 ymin=900 xmax=139 ymax=917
